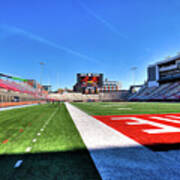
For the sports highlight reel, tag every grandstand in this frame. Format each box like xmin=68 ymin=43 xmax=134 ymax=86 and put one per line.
xmin=0 ymin=72 xmax=129 ymax=106
xmin=129 ymin=54 xmax=180 ymax=101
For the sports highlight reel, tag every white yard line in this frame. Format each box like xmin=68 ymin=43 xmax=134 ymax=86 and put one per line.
xmin=117 ymin=108 xmax=132 ymax=110
xmin=42 ymin=108 xmax=58 ymax=129
xmin=32 ymin=139 xmax=37 ymax=143
xmin=66 ymin=102 xmax=180 ymax=180
xmin=25 ymin=108 xmax=58 ymax=153
xmin=26 ymin=147 xmax=32 ymax=152
xmin=14 ymin=107 xmax=58 ymax=168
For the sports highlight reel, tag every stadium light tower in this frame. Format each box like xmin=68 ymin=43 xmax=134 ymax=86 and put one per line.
xmin=57 ymin=72 xmax=60 ymax=90
xmin=40 ymin=62 xmax=45 ymax=87
xmin=131 ymin=67 xmax=138 ymax=85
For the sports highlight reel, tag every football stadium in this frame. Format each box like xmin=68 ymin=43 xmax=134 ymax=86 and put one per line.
xmin=2 ymin=59 xmax=180 ymax=179
xmin=2 ymin=1 xmax=180 ymax=179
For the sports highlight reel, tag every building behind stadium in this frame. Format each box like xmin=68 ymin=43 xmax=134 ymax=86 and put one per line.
xmin=147 ymin=55 xmax=180 ymax=87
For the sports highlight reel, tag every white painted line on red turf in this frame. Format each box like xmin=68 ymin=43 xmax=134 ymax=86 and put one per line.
xmin=65 ymin=102 xmax=180 ymax=180
xmin=26 ymin=147 xmax=32 ymax=152
xmin=151 ymin=116 xmax=180 ymax=124
xmin=112 ymin=117 xmax=180 ymax=134
xmin=166 ymin=115 xmax=180 ymax=119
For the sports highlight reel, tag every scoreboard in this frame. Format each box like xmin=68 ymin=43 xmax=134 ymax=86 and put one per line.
xmin=74 ymin=73 xmax=103 ymax=94
xmin=77 ymin=73 xmax=103 ymax=88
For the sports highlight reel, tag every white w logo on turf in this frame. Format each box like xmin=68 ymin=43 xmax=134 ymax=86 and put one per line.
xmin=111 ymin=116 xmax=180 ymax=134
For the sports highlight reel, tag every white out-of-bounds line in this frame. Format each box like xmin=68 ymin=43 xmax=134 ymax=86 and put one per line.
xmin=166 ymin=115 xmax=180 ymax=119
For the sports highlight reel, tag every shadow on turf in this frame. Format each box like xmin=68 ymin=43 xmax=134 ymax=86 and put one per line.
xmin=145 ymin=142 xmax=180 ymax=151
xmin=1 ymin=143 xmax=180 ymax=180
xmin=0 ymin=148 xmax=101 ymax=180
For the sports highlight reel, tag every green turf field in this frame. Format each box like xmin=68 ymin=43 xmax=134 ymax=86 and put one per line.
xmin=72 ymin=102 xmax=180 ymax=115
xmin=0 ymin=104 xmax=100 ymax=180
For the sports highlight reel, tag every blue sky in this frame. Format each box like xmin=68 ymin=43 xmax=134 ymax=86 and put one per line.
xmin=1 ymin=0 xmax=180 ymax=90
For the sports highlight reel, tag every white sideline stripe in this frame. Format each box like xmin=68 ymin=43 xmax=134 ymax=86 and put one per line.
xmin=0 ymin=104 xmax=39 ymax=112
xmin=66 ymin=103 xmax=180 ymax=180
xmin=26 ymin=147 xmax=32 ymax=152
xmin=66 ymin=102 xmax=140 ymax=149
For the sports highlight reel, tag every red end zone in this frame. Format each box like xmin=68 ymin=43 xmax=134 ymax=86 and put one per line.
xmin=93 ymin=113 xmax=180 ymax=151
